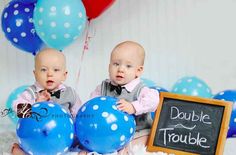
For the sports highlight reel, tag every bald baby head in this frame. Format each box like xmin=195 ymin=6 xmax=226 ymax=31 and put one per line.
xmin=111 ymin=41 xmax=145 ymax=66
xmin=35 ymin=48 xmax=66 ymax=70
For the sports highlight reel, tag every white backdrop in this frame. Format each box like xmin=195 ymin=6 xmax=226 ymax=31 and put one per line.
xmin=0 ymin=0 xmax=236 ymax=154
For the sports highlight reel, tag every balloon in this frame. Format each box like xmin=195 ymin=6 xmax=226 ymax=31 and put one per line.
xmin=1 ymin=1 xmax=44 ymax=55
xmin=141 ymin=78 xmax=157 ymax=88
xmin=82 ymin=0 xmax=115 ymax=20
xmin=14 ymin=0 xmax=37 ymax=4
xmin=16 ymin=102 xmax=74 ymax=155
xmin=171 ymin=76 xmax=212 ymax=98
xmin=213 ymin=90 xmax=236 ymax=138
xmin=75 ymin=96 xmax=135 ymax=154
xmin=150 ymin=86 xmax=169 ymax=93
xmin=5 ymin=85 xmax=29 ymax=124
xmin=33 ymin=0 xmax=87 ymax=50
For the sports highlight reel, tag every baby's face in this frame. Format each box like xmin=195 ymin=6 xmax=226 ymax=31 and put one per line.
xmin=109 ymin=45 xmax=143 ymax=86
xmin=34 ymin=50 xmax=67 ymax=91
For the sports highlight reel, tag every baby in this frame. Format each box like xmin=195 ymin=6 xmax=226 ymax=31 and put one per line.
xmin=90 ymin=41 xmax=160 ymax=154
xmin=12 ymin=48 xmax=82 ymax=155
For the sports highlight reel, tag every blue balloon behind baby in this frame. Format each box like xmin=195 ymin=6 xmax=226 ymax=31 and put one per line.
xmin=213 ymin=90 xmax=236 ymax=138
xmin=16 ymin=102 xmax=74 ymax=155
xmin=1 ymin=1 xmax=44 ymax=55
xmin=141 ymin=78 xmax=157 ymax=87
xmin=15 ymin=0 xmax=37 ymax=4
xmin=172 ymin=76 xmax=212 ymax=98
xmin=75 ymin=96 xmax=136 ymax=154
xmin=33 ymin=0 xmax=87 ymax=50
xmin=150 ymin=85 xmax=169 ymax=93
xmin=6 ymin=85 xmax=29 ymax=124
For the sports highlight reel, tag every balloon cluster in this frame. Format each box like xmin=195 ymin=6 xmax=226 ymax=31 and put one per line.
xmin=1 ymin=0 xmax=115 ymax=53
xmin=10 ymin=76 xmax=236 ymax=154
xmin=16 ymin=96 xmax=135 ymax=154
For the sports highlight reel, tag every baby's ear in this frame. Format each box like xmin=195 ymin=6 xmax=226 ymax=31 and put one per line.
xmin=136 ymin=66 xmax=144 ymax=77
xmin=63 ymin=71 xmax=68 ymax=80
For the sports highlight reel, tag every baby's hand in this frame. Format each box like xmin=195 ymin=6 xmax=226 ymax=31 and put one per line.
xmin=116 ymin=99 xmax=136 ymax=115
xmin=36 ymin=90 xmax=51 ymax=102
xmin=12 ymin=143 xmax=26 ymax=155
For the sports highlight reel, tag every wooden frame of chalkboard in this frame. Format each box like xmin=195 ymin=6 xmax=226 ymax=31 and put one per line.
xmin=147 ymin=92 xmax=232 ymax=155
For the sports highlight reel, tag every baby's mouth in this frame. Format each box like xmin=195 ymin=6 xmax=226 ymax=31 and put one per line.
xmin=46 ymin=80 xmax=54 ymax=85
xmin=116 ymin=75 xmax=123 ymax=79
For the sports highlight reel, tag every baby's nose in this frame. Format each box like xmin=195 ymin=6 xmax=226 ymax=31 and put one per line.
xmin=118 ymin=66 xmax=125 ymax=72
xmin=47 ymin=70 xmax=53 ymax=76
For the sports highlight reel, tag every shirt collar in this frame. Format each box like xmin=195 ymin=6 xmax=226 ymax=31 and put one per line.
xmin=109 ymin=78 xmax=141 ymax=93
xmin=123 ymin=78 xmax=141 ymax=92
xmin=34 ymin=82 xmax=66 ymax=92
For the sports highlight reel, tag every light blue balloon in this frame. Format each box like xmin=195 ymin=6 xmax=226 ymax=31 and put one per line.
xmin=141 ymin=78 xmax=157 ymax=88
xmin=75 ymin=96 xmax=135 ymax=154
xmin=171 ymin=76 xmax=212 ymax=98
xmin=150 ymin=86 xmax=169 ymax=93
xmin=6 ymin=85 xmax=29 ymax=124
xmin=33 ymin=0 xmax=87 ymax=50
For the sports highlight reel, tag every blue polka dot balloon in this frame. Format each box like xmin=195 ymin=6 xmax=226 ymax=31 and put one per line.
xmin=213 ymin=90 xmax=236 ymax=138
xmin=16 ymin=0 xmax=37 ymax=4
xmin=75 ymin=96 xmax=136 ymax=154
xmin=172 ymin=76 xmax=212 ymax=98
xmin=1 ymin=1 xmax=44 ymax=55
xmin=16 ymin=102 xmax=74 ymax=155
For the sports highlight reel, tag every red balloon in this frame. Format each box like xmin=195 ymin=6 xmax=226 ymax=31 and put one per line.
xmin=82 ymin=0 xmax=115 ymax=20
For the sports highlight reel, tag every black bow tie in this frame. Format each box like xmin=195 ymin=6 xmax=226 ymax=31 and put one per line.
xmin=109 ymin=83 xmax=123 ymax=95
xmin=49 ymin=90 xmax=61 ymax=99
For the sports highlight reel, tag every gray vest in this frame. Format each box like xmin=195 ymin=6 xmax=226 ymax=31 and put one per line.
xmin=101 ymin=80 xmax=153 ymax=131
xmin=26 ymin=85 xmax=76 ymax=114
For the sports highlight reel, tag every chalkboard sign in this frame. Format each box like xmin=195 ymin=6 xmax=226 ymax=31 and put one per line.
xmin=147 ymin=92 xmax=232 ymax=155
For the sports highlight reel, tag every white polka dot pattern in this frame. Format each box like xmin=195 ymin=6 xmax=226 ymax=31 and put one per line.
xmin=33 ymin=104 xmax=40 ymax=107
xmin=111 ymin=124 xmax=118 ymax=130
xmin=93 ymin=105 xmax=99 ymax=110
xmin=48 ymin=103 xmax=55 ymax=107
xmin=102 ymin=112 xmax=109 ymax=117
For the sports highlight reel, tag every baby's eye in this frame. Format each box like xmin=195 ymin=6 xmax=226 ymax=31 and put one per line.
xmin=40 ymin=68 xmax=47 ymax=72
xmin=54 ymin=68 xmax=60 ymax=72
xmin=113 ymin=62 xmax=119 ymax=66
xmin=126 ymin=65 xmax=132 ymax=68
